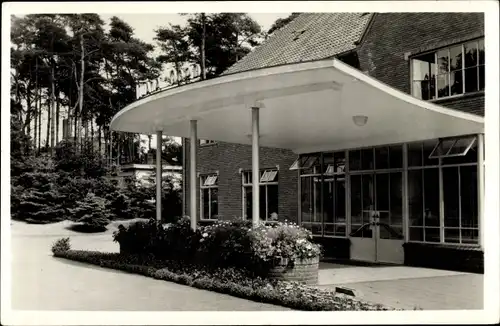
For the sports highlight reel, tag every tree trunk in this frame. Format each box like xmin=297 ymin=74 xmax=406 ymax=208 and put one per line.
xmin=55 ymin=90 xmax=60 ymax=144
xmin=77 ymin=33 xmax=85 ymax=147
xmin=201 ymin=13 xmax=206 ymax=80
xmin=33 ymin=94 xmax=38 ymax=151
xmin=91 ymin=118 xmax=95 ymax=153
xmin=37 ymin=88 xmax=42 ymax=153
xmin=46 ymin=96 xmax=51 ymax=151
xmin=26 ymin=91 xmax=32 ymax=137
xmin=50 ymin=64 xmax=56 ymax=155
xmin=98 ymin=124 xmax=102 ymax=154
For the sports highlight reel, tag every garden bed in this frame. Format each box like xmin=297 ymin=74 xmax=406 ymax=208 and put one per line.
xmin=52 ymin=248 xmax=394 ymax=311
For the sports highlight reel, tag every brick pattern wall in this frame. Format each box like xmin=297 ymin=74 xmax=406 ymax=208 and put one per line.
xmin=184 ymin=140 xmax=299 ymax=222
xmin=357 ymin=13 xmax=485 ymax=116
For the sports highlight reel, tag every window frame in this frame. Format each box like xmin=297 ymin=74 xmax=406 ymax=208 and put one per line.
xmin=410 ymin=37 xmax=485 ymax=101
xmin=199 ymin=139 xmax=217 ymax=146
xmin=241 ymin=169 xmax=279 ymax=221
xmin=429 ymin=135 xmax=477 ymax=159
xmin=200 ymin=173 xmax=219 ymax=220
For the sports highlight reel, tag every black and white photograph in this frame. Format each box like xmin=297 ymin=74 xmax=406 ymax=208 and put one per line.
xmin=1 ymin=1 xmax=499 ymax=325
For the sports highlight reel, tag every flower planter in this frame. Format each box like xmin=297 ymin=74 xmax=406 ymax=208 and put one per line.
xmin=268 ymin=257 xmax=319 ymax=285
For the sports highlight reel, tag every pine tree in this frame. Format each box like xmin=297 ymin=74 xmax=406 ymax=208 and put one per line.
xmin=70 ymin=192 xmax=111 ymax=231
xmin=17 ymin=172 xmax=66 ymax=223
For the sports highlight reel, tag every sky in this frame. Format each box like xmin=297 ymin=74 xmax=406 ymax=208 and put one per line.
xmin=100 ymin=13 xmax=290 ymax=47
xmin=28 ymin=13 xmax=291 ymax=148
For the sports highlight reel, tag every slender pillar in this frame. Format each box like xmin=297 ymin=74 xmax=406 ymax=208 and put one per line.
xmin=478 ymin=133 xmax=485 ymax=249
xmin=156 ymin=130 xmax=162 ymax=222
xmin=251 ymin=107 xmax=260 ymax=227
xmin=189 ymin=120 xmax=198 ymax=231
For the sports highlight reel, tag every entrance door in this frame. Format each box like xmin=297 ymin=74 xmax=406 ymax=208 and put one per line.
xmin=350 ymin=172 xmax=405 ymax=264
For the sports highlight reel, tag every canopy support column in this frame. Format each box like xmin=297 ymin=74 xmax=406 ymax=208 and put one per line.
xmin=156 ymin=130 xmax=162 ymax=222
xmin=190 ymin=120 xmax=198 ymax=231
xmin=252 ymin=107 xmax=260 ymax=227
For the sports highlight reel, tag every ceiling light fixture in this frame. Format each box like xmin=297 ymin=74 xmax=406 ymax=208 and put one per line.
xmin=352 ymin=115 xmax=368 ymax=127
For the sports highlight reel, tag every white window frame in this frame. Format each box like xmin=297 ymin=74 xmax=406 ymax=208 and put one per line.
xmin=429 ymin=135 xmax=477 ymax=159
xmin=290 ymin=155 xmax=320 ymax=170
xmin=199 ymin=139 xmax=217 ymax=146
xmin=200 ymin=173 xmax=218 ymax=220
xmin=242 ymin=169 xmax=279 ymax=221
xmin=410 ymin=37 xmax=485 ymax=101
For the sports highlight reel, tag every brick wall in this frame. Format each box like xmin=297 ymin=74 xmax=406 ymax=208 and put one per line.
xmin=184 ymin=139 xmax=298 ymax=222
xmin=357 ymin=13 xmax=485 ymax=116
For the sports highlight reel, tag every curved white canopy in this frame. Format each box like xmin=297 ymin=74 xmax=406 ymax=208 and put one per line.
xmin=110 ymin=59 xmax=484 ymax=154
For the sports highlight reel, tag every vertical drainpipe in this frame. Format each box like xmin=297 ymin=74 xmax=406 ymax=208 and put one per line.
xmin=156 ymin=130 xmax=162 ymax=222
xmin=251 ymin=107 xmax=260 ymax=227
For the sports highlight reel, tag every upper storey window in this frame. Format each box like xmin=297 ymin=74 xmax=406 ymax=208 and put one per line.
xmin=411 ymin=38 xmax=484 ymax=100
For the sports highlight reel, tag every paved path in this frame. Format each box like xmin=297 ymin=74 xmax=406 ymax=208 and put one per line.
xmin=318 ymin=262 xmax=483 ymax=310
xmin=11 ymin=221 xmax=288 ymax=311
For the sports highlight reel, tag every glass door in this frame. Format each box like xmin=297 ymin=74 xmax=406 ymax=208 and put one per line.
xmin=349 ymin=172 xmax=404 ymax=263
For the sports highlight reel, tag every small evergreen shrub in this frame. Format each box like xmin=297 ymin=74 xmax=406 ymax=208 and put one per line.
xmin=69 ymin=193 xmax=111 ymax=232
xmin=51 ymin=237 xmax=71 ymax=254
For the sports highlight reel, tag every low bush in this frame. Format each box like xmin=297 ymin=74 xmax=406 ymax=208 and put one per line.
xmin=52 ymin=249 xmax=394 ymax=311
xmin=51 ymin=237 xmax=71 ymax=254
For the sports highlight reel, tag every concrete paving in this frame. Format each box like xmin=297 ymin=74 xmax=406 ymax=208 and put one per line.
xmin=318 ymin=262 xmax=483 ymax=310
xmin=10 ymin=221 xmax=289 ymax=311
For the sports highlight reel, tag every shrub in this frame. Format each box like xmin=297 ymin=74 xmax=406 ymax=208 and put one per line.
xmin=51 ymin=237 xmax=71 ymax=254
xmin=248 ymin=221 xmax=322 ymax=265
xmin=69 ymin=193 xmax=111 ymax=231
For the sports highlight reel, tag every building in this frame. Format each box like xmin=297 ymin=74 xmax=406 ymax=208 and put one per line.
xmin=111 ymin=13 xmax=485 ymax=273
xmin=111 ymin=163 xmax=182 ymax=189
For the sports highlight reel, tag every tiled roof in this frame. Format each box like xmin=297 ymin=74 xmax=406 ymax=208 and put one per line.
xmin=223 ymin=13 xmax=373 ymax=75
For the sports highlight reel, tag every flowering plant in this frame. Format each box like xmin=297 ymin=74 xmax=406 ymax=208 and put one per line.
xmin=248 ymin=221 xmax=322 ymax=263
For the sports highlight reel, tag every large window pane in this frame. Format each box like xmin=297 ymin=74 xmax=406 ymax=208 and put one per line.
xmin=389 ymin=145 xmax=403 ymax=168
xmin=464 ymin=41 xmax=478 ymax=68
xmin=460 ymin=165 xmax=478 ymax=228
xmin=437 ymin=74 xmax=450 ymax=98
xmin=445 ymin=228 xmax=460 ymax=243
xmin=464 ymin=67 xmax=478 ymax=93
xmin=450 ymin=45 xmax=463 ymax=71
xmin=260 ymin=186 xmax=267 ymax=219
xmin=450 ymin=69 xmax=463 ymax=95
xmin=424 ymin=168 xmax=440 ymax=227
xmin=335 ymin=178 xmax=346 ymax=225
xmin=410 ymin=227 xmax=424 ymax=241
xmin=408 ymin=170 xmax=423 ymax=226
xmin=437 ymin=49 xmax=449 ymax=74
xmin=202 ymin=188 xmax=210 ymax=219
xmin=210 ymin=188 xmax=218 ymax=219
xmin=479 ymin=65 xmax=485 ymax=90
xmin=411 ymin=53 xmax=436 ymax=100
xmin=390 ymin=173 xmax=403 ymax=226
xmin=301 ymin=177 xmax=321 ymax=224
xmin=443 ymin=167 xmax=460 ymax=227
xmin=375 ymin=146 xmax=389 ymax=170
xmin=267 ymin=184 xmax=279 ymax=220
xmin=361 ymin=148 xmax=374 ymax=170
xmin=425 ymin=227 xmax=441 ymax=243
xmin=408 ymin=142 xmax=423 ymax=167
xmin=350 ymin=175 xmax=362 ymax=226
xmin=245 ymin=187 xmax=252 ymax=220
xmin=349 ymin=150 xmax=361 ymax=171
xmin=461 ymin=229 xmax=479 ymax=244
xmin=478 ymin=39 xmax=485 ymax=65
xmin=376 ymin=173 xmax=389 ymax=211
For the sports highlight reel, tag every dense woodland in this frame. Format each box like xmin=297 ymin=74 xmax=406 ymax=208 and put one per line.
xmin=10 ymin=13 xmax=298 ymax=227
